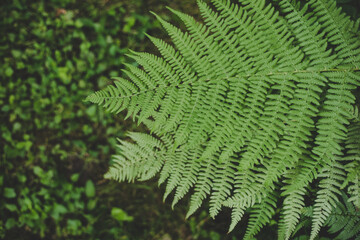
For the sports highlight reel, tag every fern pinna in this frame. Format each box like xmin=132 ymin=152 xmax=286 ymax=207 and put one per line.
xmin=86 ymin=0 xmax=360 ymax=239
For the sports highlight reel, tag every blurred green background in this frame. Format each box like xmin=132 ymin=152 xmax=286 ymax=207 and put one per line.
xmin=0 ymin=0 xmax=359 ymax=239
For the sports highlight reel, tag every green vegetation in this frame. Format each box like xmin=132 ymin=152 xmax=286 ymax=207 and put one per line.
xmin=0 ymin=0 xmax=215 ymax=239
xmin=0 ymin=0 xmax=150 ymax=238
xmin=1 ymin=0 xmax=359 ymax=240
xmin=87 ymin=0 xmax=360 ymax=239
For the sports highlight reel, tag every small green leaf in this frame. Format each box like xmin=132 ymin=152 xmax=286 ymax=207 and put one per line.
xmin=4 ymin=188 xmax=16 ymax=198
xmin=5 ymin=218 xmax=16 ymax=229
xmin=87 ymin=199 xmax=97 ymax=210
xmin=5 ymin=67 xmax=14 ymax=77
xmin=58 ymin=67 xmax=71 ymax=84
xmin=123 ymin=16 xmax=136 ymax=33
xmin=5 ymin=204 xmax=17 ymax=212
xmin=85 ymin=180 xmax=96 ymax=198
xmin=17 ymin=174 xmax=26 ymax=183
xmin=75 ymin=19 xmax=84 ymax=28
xmin=111 ymin=207 xmax=134 ymax=222
xmin=11 ymin=49 xmax=22 ymax=58
xmin=33 ymin=166 xmax=44 ymax=177
xmin=85 ymin=105 xmax=97 ymax=117
xmin=51 ymin=204 xmax=68 ymax=220
xmin=66 ymin=219 xmax=82 ymax=232
xmin=13 ymin=122 xmax=21 ymax=132
xmin=71 ymin=173 xmax=80 ymax=182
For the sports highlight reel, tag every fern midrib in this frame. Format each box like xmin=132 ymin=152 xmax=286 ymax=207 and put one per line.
xmin=93 ymin=68 xmax=359 ymax=102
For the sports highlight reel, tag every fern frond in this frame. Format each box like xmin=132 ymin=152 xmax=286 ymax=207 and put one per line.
xmin=326 ymin=194 xmax=360 ymax=240
xmin=168 ymin=6 xmax=234 ymax=78
xmin=278 ymin=0 xmax=338 ymax=68
xmin=243 ymin=191 xmax=278 ymax=240
xmin=308 ymin=0 xmax=360 ymax=68
xmin=163 ymin=147 xmax=196 ymax=201
xmin=145 ymin=34 xmax=196 ymax=83
xmin=278 ymin=167 xmax=308 ymax=240
xmin=85 ymin=77 xmax=136 ymax=114
xmin=240 ymin=73 xmax=295 ymax=167
xmin=186 ymin=159 xmax=217 ymax=219
xmin=209 ymin=157 xmax=236 ymax=218
xmin=296 ymin=193 xmax=360 ymax=240
xmin=87 ymin=0 xmax=360 ymax=238
xmin=151 ymin=12 xmax=214 ymax=78
xmin=172 ymin=148 xmax=202 ymax=208
xmin=236 ymin=0 xmax=304 ymax=70
xmin=310 ymin=161 xmax=346 ymax=240
xmin=278 ymin=188 xmax=306 ymax=240
xmin=104 ymin=133 xmax=166 ymax=182
xmin=342 ymin=119 xmax=360 ymax=208
xmin=312 ymin=71 xmax=358 ymax=166
xmin=228 ymin=205 xmax=246 ymax=233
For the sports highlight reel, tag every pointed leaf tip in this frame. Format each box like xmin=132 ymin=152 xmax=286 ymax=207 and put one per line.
xmin=150 ymin=11 xmax=160 ymax=19
xmin=166 ymin=6 xmax=176 ymax=13
xmin=228 ymin=223 xmax=236 ymax=234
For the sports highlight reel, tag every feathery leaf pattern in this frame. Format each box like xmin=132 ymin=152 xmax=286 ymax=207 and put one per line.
xmin=87 ymin=0 xmax=360 ymax=238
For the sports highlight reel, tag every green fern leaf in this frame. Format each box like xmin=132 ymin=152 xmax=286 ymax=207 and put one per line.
xmin=87 ymin=0 xmax=360 ymax=238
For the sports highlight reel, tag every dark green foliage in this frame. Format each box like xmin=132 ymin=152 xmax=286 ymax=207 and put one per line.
xmin=0 ymin=0 xmax=157 ymax=239
xmin=293 ymin=194 xmax=360 ymax=240
xmin=88 ymin=0 xmax=360 ymax=239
